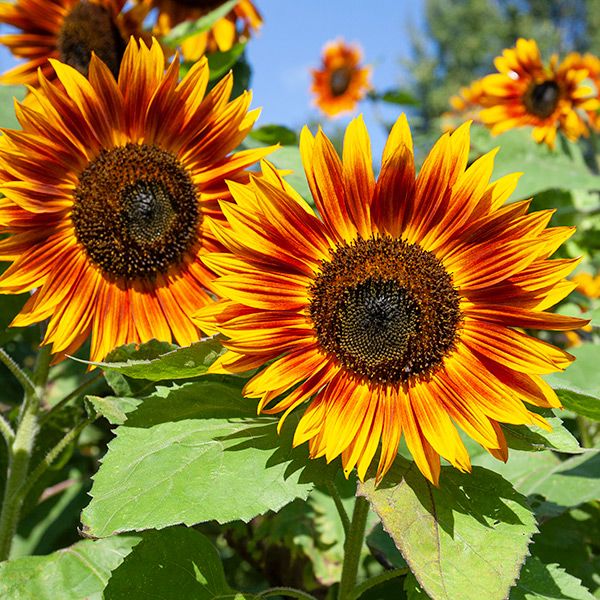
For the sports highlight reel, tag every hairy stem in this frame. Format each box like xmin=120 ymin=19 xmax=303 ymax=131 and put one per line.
xmin=326 ymin=479 xmax=350 ymax=536
xmin=338 ymin=494 xmax=370 ymax=600
xmin=0 ymin=346 xmax=51 ymax=561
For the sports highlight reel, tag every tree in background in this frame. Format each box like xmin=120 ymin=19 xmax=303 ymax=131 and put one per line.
xmin=409 ymin=0 xmax=600 ymax=131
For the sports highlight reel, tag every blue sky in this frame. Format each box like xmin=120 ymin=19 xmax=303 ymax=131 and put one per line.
xmin=0 ymin=0 xmax=424 ymax=156
xmin=246 ymin=1 xmax=424 ymax=155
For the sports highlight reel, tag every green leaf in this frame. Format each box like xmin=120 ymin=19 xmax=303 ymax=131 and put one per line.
xmin=0 ymin=84 xmax=26 ymax=129
xmin=207 ymin=42 xmax=247 ymax=81
xmin=85 ymin=395 xmax=142 ymax=425
xmin=470 ymin=125 xmax=600 ymax=199
xmin=509 ymin=557 xmax=595 ymax=600
xmin=104 ymin=527 xmax=252 ymax=599
xmin=473 ymin=449 xmax=600 ymax=518
xmin=359 ymin=458 xmax=537 ymax=600
xmin=502 ymin=414 xmax=582 ymax=454
xmin=162 ymin=0 xmax=239 ymax=46
xmin=0 ymin=536 xmax=140 ymax=600
xmin=531 ymin=505 xmax=600 ymax=595
xmin=375 ymin=89 xmax=419 ymax=106
xmin=249 ymin=124 xmax=298 ymax=146
xmin=545 ymin=345 xmax=600 ymax=421
xmin=90 ymin=337 xmax=225 ymax=381
xmin=81 ymin=383 xmax=329 ymax=537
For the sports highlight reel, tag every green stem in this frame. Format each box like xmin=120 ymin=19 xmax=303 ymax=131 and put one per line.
xmin=338 ymin=495 xmax=370 ymax=600
xmin=0 ymin=414 xmax=15 ymax=449
xmin=20 ymin=416 xmax=94 ymax=502
xmin=39 ymin=371 xmax=103 ymax=426
xmin=256 ymin=587 xmax=318 ymax=600
xmin=350 ymin=567 xmax=409 ymax=600
xmin=0 ymin=348 xmax=36 ymax=398
xmin=0 ymin=346 xmax=51 ymax=561
xmin=326 ymin=480 xmax=350 ymax=536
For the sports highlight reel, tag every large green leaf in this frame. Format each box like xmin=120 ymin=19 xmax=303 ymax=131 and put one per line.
xmin=509 ymin=557 xmax=595 ymax=600
xmin=545 ymin=345 xmax=600 ymax=421
xmin=473 ymin=449 xmax=600 ymax=518
xmin=81 ymin=383 xmax=329 ymax=537
xmin=104 ymin=527 xmax=252 ymax=599
xmin=89 ymin=337 xmax=225 ymax=381
xmin=359 ymin=458 xmax=537 ymax=600
xmin=470 ymin=125 xmax=600 ymax=199
xmin=0 ymin=536 xmax=140 ymax=600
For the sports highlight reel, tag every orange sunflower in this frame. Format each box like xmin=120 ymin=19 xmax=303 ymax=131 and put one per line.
xmin=141 ymin=0 xmax=262 ymax=62
xmin=0 ymin=0 xmax=147 ymax=86
xmin=443 ymin=79 xmax=487 ymax=131
xmin=480 ymin=38 xmax=599 ymax=147
xmin=194 ymin=115 xmax=586 ymax=485
xmin=560 ymin=51 xmax=600 ymax=131
xmin=311 ymin=39 xmax=371 ymax=118
xmin=0 ymin=38 xmax=272 ymax=363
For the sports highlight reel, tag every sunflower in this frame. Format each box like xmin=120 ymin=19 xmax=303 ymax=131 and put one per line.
xmin=443 ymin=79 xmax=487 ymax=131
xmin=563 ymin=272 xmax=598 ymax=347
xmin=311 ymin=39 xmax=371 ymax=118
xmin=194 ymin=115 xmax=586 ymax=485
xmin=560 ymin=51 xmax=600 ymax=131
xmin=0 ymin=38 xmax=272 ymax=363
xmin=0 ymin=0 xmax=147 ymax=86
xmin=479 ymin=38 xmax=599 ymax=148
xmin=141 ymin=0 xmax=262 ymax=62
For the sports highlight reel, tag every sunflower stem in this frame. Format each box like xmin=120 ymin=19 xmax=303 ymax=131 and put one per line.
xmin=338 ymin=494 xmax=370 ymax=600
xmin=0 ymin=346 xmax=51 ymax=561
xmin=0 ymin=414 xmax=15 ymax=450
xmin=0 ymin=347 xmax=36 ymax=399
xmin=326 ymin=480 xmax=350 ymax=536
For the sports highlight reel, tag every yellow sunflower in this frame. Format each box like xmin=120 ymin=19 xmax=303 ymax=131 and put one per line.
xmin=479 ymin=38 xmax=599 ymax=148
xmin=0 ymin=38 xmax=272 ymax=363
xmin=311 ymin=39 xmax=371 ymax=118
xmin=194 ymin=115 xmax=586 ymax=485
xmin=0 ymin=0 xmax=147 ymax=86
xmin=443 ymin=79 xmax=487 ymax=131
xmin=141 ymin=0 xmax=262 ymax=62
xmin=561 ymin=51 xmax=600 ymax=131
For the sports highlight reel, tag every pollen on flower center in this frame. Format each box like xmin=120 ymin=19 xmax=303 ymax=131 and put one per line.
xmin=57 ymin=1 xmax=126 ymax=77
xmin=524 ymin=80 xmax=561 ymax=118
xmin=72 ymin=143 xmax=200 ymax=280
xmin=309 ymin=236 xmax=462 ymax=384
xmin=329 ymin=67 xmax=352 ymax=96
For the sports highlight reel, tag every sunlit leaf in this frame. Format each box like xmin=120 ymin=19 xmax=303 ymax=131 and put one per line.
xmin=359 ymin=458 xmax=537 ymax=600
xmin=0 ymin=537 xmax=140 ymax=600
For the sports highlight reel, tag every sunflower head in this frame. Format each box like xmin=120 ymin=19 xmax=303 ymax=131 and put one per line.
xmin=194 ymin=114 xmax=586 ymax=485
xmin=311 ymin=39 xmax=371 ymax=118
xmin=478 ymin=38 xmax=600 ymax=147
xmin=0 ymin=37 xmax=273 ymax=364
xmin=0 ymin=0 xmax=146 ymax=86
xmin=144 ymin=0 xmax=262 ymax=61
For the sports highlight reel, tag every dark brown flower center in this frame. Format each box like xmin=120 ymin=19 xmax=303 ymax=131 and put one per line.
xmin=524 ymin=80 xmax=561 ymax=119
xmin=72 ymin=143 xmax=200 ymax=280
xmin=309 ymin=236 xmax=462 ymax=384
xmin=329 ymin=66 xmax=352 ymax=97
xmin=57 ymin=1 xmax=126 ymax=78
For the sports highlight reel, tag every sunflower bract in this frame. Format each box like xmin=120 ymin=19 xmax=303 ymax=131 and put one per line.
xmin=194 ymin=115 xmax=587 ymax=485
